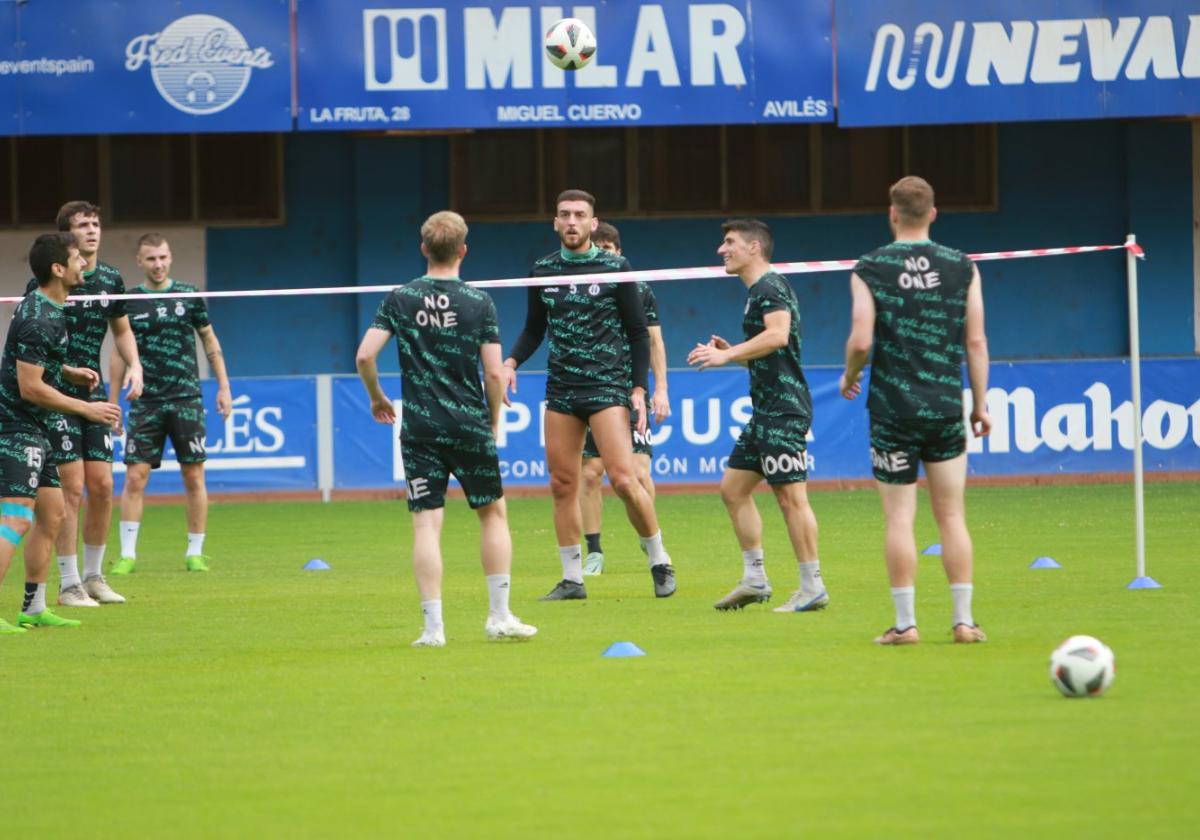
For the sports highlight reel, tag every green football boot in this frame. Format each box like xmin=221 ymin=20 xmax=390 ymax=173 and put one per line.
xmin=110 ymin=556 xmax=136 ymax=575
xmin=0 ymin=618 xmax=27 ymax=635
xmin=17 ymin=609 xmax=82 ymax=628
xmin=185 ymin=555 xmax=210 ymax=572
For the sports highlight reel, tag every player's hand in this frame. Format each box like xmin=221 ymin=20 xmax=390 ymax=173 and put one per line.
xmin=370 ymin=393 xmax=396 ymax=424
xmin=630 ymin=387 xmax=648 ymax=437
xmin=709 ymin=335 xmax=731 ymax=351
xmin=651 ymin=389 xmax=670 ymax=424
xmin=123 ymin=363 xmax=144 ymax=401
xmin=216 ymin=386 xmax=233 ymax=419
xmin=839 ymin=370 xmax=863 ymax=400
xmin=687 ymin=342 xmax=729 ymax=370
xmin=63 ymin=366 xmax=100 ymax=390
xmin=970 ymin=408 xmax=993 ymax=438
xmin=502 ymin=364 xmax=517 ymax=407
xmin=84 ymin=401 xmax=122 ymax=429
xmin=108 ymin=400 xmax=124 ymax=435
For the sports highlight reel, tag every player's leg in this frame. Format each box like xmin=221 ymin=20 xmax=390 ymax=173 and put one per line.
xmin=590 ymin=405 xmax=675 ymax=597
xmin=113 ymin=401 xmax=164 ymax=575
xmin=19 ymin=485 xmax=80 ymax=628
xmin=579 ymin=446 xmax=606 ymax=575
xmin=925 ymin=450 xmax=985 ymax=642
xmin=476 ymin=499 xmax=536 ymax=640
xmin=714 ymin=466 xmax=771 ymax=609
xmin=762 ymin=422 xmax=828 ymax=614
xmin=0 ymin=495 xmax=36 ymax=634
xmin=53 ymin=457 xmax=87 ymax=599
xmin=171 ymin=401 xmax=210 ymax=571
xmin=80 ymin=414 xmax=116 ymax=587
xmin=403 ymin=439 xmax=449 ymax=646
xmin=634 ymin=452 xmax=654 ymax=501
xmin=870 ymin=419 xmax=921 ymax=645
xmin=541 ymin=408 xmax=589 ymax=600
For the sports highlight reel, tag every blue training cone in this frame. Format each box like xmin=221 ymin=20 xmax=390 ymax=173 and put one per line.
xmin=1029 ymin=556 xmax=1062 ymax=569
xmin=303 ymin=558 xmax=331 ymax=571
xmin=1127 ymin=576 xmax=1163 ymax=590
xmin=603 ymin=641 xmax=646 ymax=658
xmin=922 ymin=544 xmax=942 ymax=556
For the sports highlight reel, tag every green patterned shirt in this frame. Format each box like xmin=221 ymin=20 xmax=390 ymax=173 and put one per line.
xmin=743 ymin=271 xmax=812 ymax=421
xmin=123 ymin=281 xmax=211 ymax=403
xmin=371 ymin=276 xmax=501 ymax=442
xmin=0 ymin=290 xmax=69 ymax=433
xmin=854 ymin=240 xmax=975 ymax=420
xmin=25 ymin=260 xmax=126 ymax=401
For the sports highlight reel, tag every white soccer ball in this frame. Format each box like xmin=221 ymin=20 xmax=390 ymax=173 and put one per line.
xmin=1049 ymin=635 xmax=1115 ymax=698
xmin=544 ymin=18 xmax=596 ymax=71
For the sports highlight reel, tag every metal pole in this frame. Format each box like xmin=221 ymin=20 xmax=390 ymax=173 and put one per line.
xmin=1125 ymin=234 xmax=1159 ymax=589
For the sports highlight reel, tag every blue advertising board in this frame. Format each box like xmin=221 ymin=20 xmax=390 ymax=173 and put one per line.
xmin=0 ymin=0 xmax=291 ymax=135
xmin=835 ymin=0 xmax=1200 ymax=127
xmin=296 ymin=0 xmax=834 ymax=130
xmin=113 ymin=378 xmax=318 ymax=496
xmin=328 ymin=360 xmax=1200 ymax=492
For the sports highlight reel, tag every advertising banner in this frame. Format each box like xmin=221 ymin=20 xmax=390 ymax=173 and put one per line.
xmin=114 ymin=377 xmax=318 ymax=496
xmin=296 ymin=0 xmax=834 ymax=130
xmin=1 ymin=0 xmax=292 ymax=135
xmin=835 ymin=0 xmax=1200 ymax=126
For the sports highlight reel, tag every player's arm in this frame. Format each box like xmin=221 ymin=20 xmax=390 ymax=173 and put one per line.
xmin=16 ymin=361 xmax=120 ymax=426
xmin=964 ymin=265 xmax=992 ymax=437
xmin=839 ymin=273 xmax=876 ymax=399
xmin=197 ymin=324 xmax=233 ymax=419
xmin=502 ymin=287 xmax=549 ymax=403
xmin=109 ymin=315 xmax=144 ymax=400
xmin=614 ymin=281 xmax=651 ymax=435
xmin=648 ymin=324 xmax=670 ymax=422
xmin=480 ymin=342 xmax=505 ymax=437
xmin=355 ymin=327 xmax=395 ymax=424
xmin=688 ymin=310 xmax=790 ymax=370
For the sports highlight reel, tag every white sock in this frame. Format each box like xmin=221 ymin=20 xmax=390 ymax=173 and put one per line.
xmin=28 ymin=582 xmax=47 ymax=615
xmin=639 ymin=531 xmax=670 ymax=568
xmin=950 ymin=583 xmax=974 ymax=627
xmin=119 ymin=521 xmax=140 ymax=558
xmin=799 ymin=560 xmax=823 ymax=593
xmin=57 ymin=554 xmax=81 ymax=590
xmin=742 ymin=548 xmax=766 ymax=584
xmin=420 ymin=599 xmax=443 ymax=634
xmin=186 ymin=532 xmax=205 ymax=557
xmin=83 ymin=544 xmax=105 ymax=580
xmin=891 ymin=586 xmax=916 ymax=630
xmin=486 ymin=574 xmax=511 ymax=619
xmin=559 ymin=545 xmax=584 ymax=584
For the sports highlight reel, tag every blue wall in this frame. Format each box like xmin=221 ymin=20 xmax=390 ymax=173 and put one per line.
xmin=207 ymin=120 xmax=1195 ymax=376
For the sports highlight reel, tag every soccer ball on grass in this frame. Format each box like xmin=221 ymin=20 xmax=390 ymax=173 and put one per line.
xmin=1049 ymin=635 xmax=1115 ymax=698
xmin=544 ymin=18 xmax=596 ymax=71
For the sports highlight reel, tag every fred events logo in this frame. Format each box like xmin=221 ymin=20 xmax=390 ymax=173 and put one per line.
xmin=125 ymin=14 xmax=273 ymax=115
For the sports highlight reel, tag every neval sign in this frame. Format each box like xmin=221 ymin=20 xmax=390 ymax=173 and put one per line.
xmin=836 ymin=0 xmax=1200 ymax=126
xmin=297 ymin=0 xmax=833 ymax=129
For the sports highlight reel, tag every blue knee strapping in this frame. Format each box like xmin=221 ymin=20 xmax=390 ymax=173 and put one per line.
xmin=1 ymin=502 xmax=34 ymax=521
xmin=0 ymin=524 xmax=23 ymax=546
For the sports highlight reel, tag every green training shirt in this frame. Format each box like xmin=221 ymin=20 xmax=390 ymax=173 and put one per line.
xmin=742 ymin=271 xmax=812 ymax=421
xmin=0 ymin=290 xmax=69 ymax=433
xmin=123 ymin=281 xmax=211 ymax=403
xmin=371 ymin=276 xmax=501 ymax=442
xmin=854 ymin=240 xmax=975 ymax=421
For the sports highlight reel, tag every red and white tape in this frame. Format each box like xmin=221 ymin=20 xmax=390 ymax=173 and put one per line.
xmin=1 ymin=241 xmax=1145 ymax=304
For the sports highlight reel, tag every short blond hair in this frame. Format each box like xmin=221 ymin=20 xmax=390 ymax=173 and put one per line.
xmin=889 ymin=176 xmax=935 ymax=225
xmin=421 ymin=211 xmax=468 ymax=265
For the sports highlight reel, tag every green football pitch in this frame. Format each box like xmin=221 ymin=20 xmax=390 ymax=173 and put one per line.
xmin=1 ymin=482 xmax=1195 ymax=838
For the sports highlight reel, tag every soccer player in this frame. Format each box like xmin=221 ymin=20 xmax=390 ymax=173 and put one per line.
xmin=1 ymin=233 xmax=122 ymax=632
xmin=109 ymin=234 xmax=233 ymax=574
xmin=578 ymin=221 xmax=670 ymax=575
xmin=355 ymin=210 xmax=536 ymax=647
xmin=838 ymin=176 xmax=992 ymax=645
xmin=688 ymin=220 xmax=829 ymax=613
xmin=23 ymin=201 xmax=142 ymax=608
xmin=504 ymin=190 xmax=676 ymax=600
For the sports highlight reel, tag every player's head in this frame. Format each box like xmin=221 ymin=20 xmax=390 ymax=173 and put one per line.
xmin=888 ymin=176 xmax=937 ymax=232
xmin=136 ymin=233 xmax=173 ymax=285
xmin=56 ymin=200 xmax=102 ymax=259
xmin=420 ymin=210 xmax=469 ymax=268
xmin=554 ymin=189 xmax=598 ymax=252
xmin=593 ymin=221 xmax=621 ymax=255
xmin=718 ymin=219 xmax=774 ymax=275
xmin=29 ymin=232 xmax=84 ymax=289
